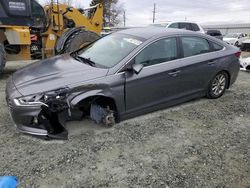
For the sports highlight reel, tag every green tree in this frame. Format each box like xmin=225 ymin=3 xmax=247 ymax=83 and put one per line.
xmin=89 ymin=0 xmax=123 ymax=27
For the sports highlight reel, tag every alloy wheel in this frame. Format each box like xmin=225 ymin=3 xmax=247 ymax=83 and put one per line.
xmin=211 ymin=74 xmax=226 ymax=96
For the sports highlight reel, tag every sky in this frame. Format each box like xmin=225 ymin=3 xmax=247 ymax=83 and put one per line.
xmin=39 ymin=0 xmax=250 ymax=26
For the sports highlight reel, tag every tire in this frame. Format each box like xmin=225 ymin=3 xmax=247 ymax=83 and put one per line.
xmin=206 ymin=72 xmax=229 ymax=99
xmin=62 ymin=30 xmax=100 ymax=53
xmin=0 ymin=43 xmax=6 ymax=74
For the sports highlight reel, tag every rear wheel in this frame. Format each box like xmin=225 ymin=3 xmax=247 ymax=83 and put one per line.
xmin=0 ymin=43 xmax=6 ymax=74
xmin=63 ymin=30 xmax=100 ymax=53
xmin=207 ymin=72 xmax=229 ymax=99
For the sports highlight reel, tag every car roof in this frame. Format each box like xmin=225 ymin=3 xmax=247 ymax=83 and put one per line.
xmin=116 ymin=27 xmax=194 ymax=40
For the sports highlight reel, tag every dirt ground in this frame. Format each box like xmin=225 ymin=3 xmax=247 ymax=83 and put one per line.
xmin=0 ymin=53 xmax=250 ymax=188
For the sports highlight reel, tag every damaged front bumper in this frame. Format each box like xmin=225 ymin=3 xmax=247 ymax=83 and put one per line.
xmin=8 ymin=97 xmax=69 ymax=139
xmin=8 ymin=100 xmax=48 ymax=136
xmin=6 ymin=77 xmax=70 ymax=139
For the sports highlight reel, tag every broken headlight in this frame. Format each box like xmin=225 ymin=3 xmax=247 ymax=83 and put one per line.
xmin=14 ymin=94 xmax=47 ymax=107
xmin=14 ymin=88 xmax=70 ymax=107
xmin=43 ymin=88 xmax=69 ymax=101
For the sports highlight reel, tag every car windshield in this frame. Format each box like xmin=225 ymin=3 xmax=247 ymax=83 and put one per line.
xmin=77 ymin=33 xmax=145 ymax=68
xmin=225 ymin=33 xmax=239 ymax=38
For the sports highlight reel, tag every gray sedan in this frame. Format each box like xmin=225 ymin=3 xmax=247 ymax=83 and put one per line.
xmin=6 ymin=28 xmax=240 ymax=139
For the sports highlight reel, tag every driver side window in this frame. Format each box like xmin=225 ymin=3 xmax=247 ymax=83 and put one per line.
xmin=134 ymin=37 xmax=178 ymax=67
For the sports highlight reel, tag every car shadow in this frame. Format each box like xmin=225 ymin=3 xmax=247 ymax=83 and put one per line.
xmin=65 ymin=119 xmax=114 ymax=137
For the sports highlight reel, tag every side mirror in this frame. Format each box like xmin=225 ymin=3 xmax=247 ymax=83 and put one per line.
xmin=132 ymin=64 xmax=143 ymax=74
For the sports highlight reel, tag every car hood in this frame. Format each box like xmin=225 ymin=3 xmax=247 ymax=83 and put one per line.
xmin=12 ymin=54 xmax=109 ymax=96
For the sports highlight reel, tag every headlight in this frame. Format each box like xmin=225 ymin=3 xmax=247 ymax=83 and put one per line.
xmin=14 ymin=94 xmax=48 ymax=107
xmin=13 ymin=87 xmax=69 ymax=107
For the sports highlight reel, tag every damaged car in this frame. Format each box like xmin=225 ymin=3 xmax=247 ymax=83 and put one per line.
xmin=6 ymin=27 xmax=240 ymax=139
xmin=240 ymin=57 xmax=250 ymax=71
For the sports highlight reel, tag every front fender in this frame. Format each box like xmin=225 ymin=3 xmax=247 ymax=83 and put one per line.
xmin=70 ymin=89 xmax=111 ymax=107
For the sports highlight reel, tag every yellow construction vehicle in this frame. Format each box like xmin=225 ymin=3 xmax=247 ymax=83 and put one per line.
xmin=0 ymin=0 xmax=103 ymax=73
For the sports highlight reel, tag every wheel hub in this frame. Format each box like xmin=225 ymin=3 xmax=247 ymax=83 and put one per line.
xmin=212 ymin=74 xmax=226 ymax=96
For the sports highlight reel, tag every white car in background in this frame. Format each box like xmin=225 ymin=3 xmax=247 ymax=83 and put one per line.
xmin=240 ymin=57 xmax=250 ymax=71
xmin=223 ymin=33 xmax=248 ymax=47
xmin=150 ymin=21 xmax=205 ymax=33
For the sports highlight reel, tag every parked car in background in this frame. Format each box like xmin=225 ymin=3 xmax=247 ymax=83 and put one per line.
xmin=150 ymin=21 xmax=205 ymax=33
xmin=241 ymin=38 xmax=250 ymax=51
xmin=240 ymin=57 xmax=250 ymax=71
xmin=223 ymin=33 xmax=248 ymax=47
xmin=6 ymin=28 xmax=240 ymax=139
xmin=206 ymin=30 xmax=223 ymax=40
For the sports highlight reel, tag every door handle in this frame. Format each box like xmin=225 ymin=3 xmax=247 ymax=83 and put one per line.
xmin=168 ymin=70 xmax=181 ymax=76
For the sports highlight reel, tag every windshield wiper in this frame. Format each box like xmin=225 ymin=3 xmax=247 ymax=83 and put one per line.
xmin=71 ymin=54 xmax=96 ymax=67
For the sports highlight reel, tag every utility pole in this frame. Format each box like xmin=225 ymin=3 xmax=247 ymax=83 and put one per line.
xmin=152 ymin=3 xmax=156 ymax=23
xmin=123 ymin=10 xmax=126 ymax=27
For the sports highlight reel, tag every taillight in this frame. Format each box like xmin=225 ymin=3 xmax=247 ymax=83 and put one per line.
xmin=235 ymin=51 xmax=241 ymax=58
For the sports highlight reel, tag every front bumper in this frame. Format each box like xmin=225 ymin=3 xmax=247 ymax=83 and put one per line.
xmin=6 ymin=76 xmax=68 ymax=139
xmin=6 ymin=76 xmax=48 ymax=136
xmin=8 ymin=99 xmax=48 ymax=136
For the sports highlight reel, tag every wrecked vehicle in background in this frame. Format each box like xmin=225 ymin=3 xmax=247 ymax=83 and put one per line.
xmin=223 ymin=33 xmax=248 ymax=47
xmin=240 ymin=57 xmax=250 ymax=71
xmin=6 ymin=27 xmax=240 ymax=139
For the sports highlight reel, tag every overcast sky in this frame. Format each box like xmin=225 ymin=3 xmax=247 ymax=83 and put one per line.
xmin=40 ymin=0 xmax=250 ymax=26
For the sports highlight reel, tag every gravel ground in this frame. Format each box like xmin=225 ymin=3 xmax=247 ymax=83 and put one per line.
xmin=0 ymin=55 xmax=250 ymax=188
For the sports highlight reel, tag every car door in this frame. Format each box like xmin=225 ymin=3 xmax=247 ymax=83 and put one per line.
xmin=176 ymin=36 xmax=222 ymax=95
xmin=125 ymin=37 xmax=184 ymax=114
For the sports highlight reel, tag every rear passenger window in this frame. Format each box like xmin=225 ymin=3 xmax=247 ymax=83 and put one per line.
xmin=181 ymin=37 xmax=210 ymax=57
xmin=211 ymin=42 xmax=223 ymax=51
xmin=134 ymin=37 xmax=178 ymax=66
xmin=191 ymin=23 xmax=200 ymax=31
